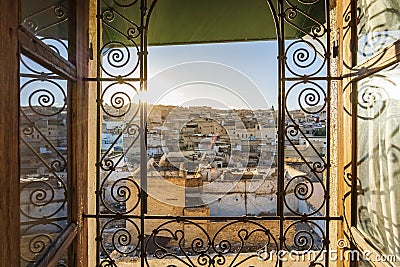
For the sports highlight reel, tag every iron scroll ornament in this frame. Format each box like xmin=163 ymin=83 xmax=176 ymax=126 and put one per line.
xmin=90 ymin=0 xmax=338 ymax=266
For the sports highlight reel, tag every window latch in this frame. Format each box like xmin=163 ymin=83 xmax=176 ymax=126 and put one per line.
xmin=333 ymin=40 xmax=339 ymax=58
xmin=88 ymin=42 xmax=93 ymax=60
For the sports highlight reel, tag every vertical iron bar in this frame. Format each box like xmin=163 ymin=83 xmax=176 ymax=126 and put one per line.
xmin=325 ymin=0 xmax=332 ymax=265
xmin=67 ymin=0 xmax=76 ymax=263
xmin=350 ymin=0 xmax=358 ymax=229
xmin=277 ymin=0 xmax=285 ymax=266
xmin=350 ymin=2 xmax=358 ymax=267
xmin=141 ymin=0 xmax=148 ymax=216
xmin=67 ymin=0 xmax=74 ymax=225
xmin=140 ymin=0 xmax=148 ymax=266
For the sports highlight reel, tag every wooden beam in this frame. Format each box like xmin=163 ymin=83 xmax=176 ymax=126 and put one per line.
xmin=349 ymin=39 xmax=400 ymax=82
xmin=0 ymin=1 xmax=20 ymax=266
xmin=87 ymin=1 xmax=99 ymax=265
xmin=70 ymin=1 xmax=90 ymax=266
xmin=18 ymin=26 xmax=77 ymax=81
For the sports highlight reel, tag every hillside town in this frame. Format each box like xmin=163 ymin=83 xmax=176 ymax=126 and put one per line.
xmin=20 ymin=102 xmax=327 ymax=217
xmin=20 ymin=103 xmax=327 ymax=261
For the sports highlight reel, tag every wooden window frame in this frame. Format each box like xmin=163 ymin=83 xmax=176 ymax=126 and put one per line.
xmin=0 ymin=0 xmax=89 ymax=266
xmin=338 ymin=0 xmax=400 ymax=266
xmin=0 ymin=1 xmax=21 ymax=266
xmin=349 ymin=43 xmax=400 ymax=265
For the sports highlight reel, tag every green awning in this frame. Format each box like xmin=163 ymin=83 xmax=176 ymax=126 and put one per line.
xmin=147 ymin=0 xmax=280 ymax=45
xmin=123 ymin=0 xmax=325 ymax=46
xmin=21 ymin=0 xmax=326 ymax=46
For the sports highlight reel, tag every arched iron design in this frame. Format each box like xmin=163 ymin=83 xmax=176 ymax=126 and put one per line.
xmin=142 ymin=219 xmax=278 ymax=267
xmin=87 ymin=0 xmax=339 ymax=266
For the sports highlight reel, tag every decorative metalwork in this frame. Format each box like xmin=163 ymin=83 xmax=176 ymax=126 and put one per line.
xmin=145 ymin=220 xmax=278 ymax=267
xmin=357 ymin=0 xmax=400 ymax=61
xmin=342 ymin=0 xmax=400 ymax=73
xmin=21 ymin=0 xmax=69 ymax=59
xmin=280 ymin=2 xmax=332 ymax=266
xmin=341 ymin=0 xmax=400 ymax=260
xmin=283 ymin=220 xmax=325 ymax=253
xmin=19 ymin=56 xmax=70 ymax=266
xmin=284 ymin=39 xmax=327 ymax=77
xmin=86 ymin=0 xmax=340 ymax=266
xmin=22 ymin=2 xmax=67 ymax=35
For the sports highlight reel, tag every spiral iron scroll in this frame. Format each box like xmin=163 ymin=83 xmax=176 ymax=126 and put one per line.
xmin=282 ymin=8 xmax=329 ymax=230
xmin=100 ymin=0 xmax=141 ymax=78
xmin=283 ymin=221 xmax=326 ymax=255
xmin=19 ymin=57 xmax=69 ymax=265
xmin=21 ymin=0 xmax=69 ymax=60
xmin=282 ymin=0 xmax=327 ymax=78
xmin=93 ymin=0 xmax=335 ymax=266
xmin=97 ymin=0 xmax=142 ymax=218
xmin=283 ymin=80 xmax=328 ymax=216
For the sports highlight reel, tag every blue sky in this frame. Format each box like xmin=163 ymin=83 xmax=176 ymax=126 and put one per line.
xmin=21 ymin=39 xmax=327 ymax=111
xmin=146 ymin=39 xmax=327 ymax=110
xmin=147 ymin=41 xmax=279 ymax=110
